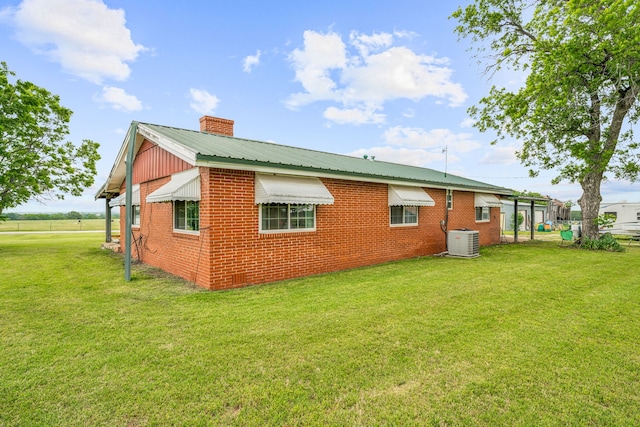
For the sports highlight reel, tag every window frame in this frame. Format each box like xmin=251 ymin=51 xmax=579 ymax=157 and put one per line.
xmin=259 ymin=203 xmax=316 ymax=233
xmin=390 ymin=205 xmax=419 ymax=226
xmin=131 ymin=204 xmax=140 ymax=228
xmin=173 ymin=200 xmax=200 ymax=233
xmin=475 ymin=206 xmax=490 ymax=222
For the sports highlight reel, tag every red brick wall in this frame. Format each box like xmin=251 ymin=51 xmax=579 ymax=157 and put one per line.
xmin=119 ymin=155 xmax=501 ymax=290
xmin=117 ymin=173 xmax=213 ymax=288
xmin=116 ymin=139 xmax=209 ymax=287
xmin=199 ymin=169 xmax=501 ymax=290
xmin=445 ymin=191 xmax=501 ymax=246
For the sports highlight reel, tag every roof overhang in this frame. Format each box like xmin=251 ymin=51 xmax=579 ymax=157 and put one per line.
xmin=388 ymin=185 xmax=435 ymax=207
xmin=255 ymin=174 xmax=334 ymax=205
xmin=95 ymin=122 xmax=197 ymax=200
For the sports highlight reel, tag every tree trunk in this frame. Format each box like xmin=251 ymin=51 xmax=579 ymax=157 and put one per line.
xmin=578 ymin=172 xmax=603 ymax=240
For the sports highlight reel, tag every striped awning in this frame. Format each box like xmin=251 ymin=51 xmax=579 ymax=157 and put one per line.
xmin=388 ymin=185 xmax=435 ymax=206
xmin=475 ymin=193 xmax=502 ymax=208
xmin=146 ymin=168 xmax=200 ymax=203
xmin=255 ymin=174 xmax=334 ymax=205
xmin=108 ymin=184 xmax=140 ymax=207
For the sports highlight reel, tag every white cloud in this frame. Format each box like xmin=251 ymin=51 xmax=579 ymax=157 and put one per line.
xmin=5 ymin=0 xmax=145 ymax=84
xmin=347 ymin=146 xmax=448 ymax=167
xmin=324 ymin=106 xmax=385 ymax=125
xmin=344 ymin=125 xmax=485 ymax=168
xmin=243 ymin=50 xmax=261 ymax=73
xmin=349 ymin=30 xmax=393 ymax=57
xmin=286 ymin=30 xmax=346 ymax=108
xmin=189 ymin=88 xmax=220 ymax=115
xmin=286 ymin=29 xmax=467 ymax=125
xmin=99 ymin=86 xmax=142 ymax=112
xmin=383 ymin=126 xmax=480 ymax=152
xmin=342 ymin=47 xmax=466 ymax=105
xmin=460 ymin=117 xmax=476 ymax=128
xmin=479 ymin=146 xmax=519 ymax=165
xmin=402 ymin=108 xmax=415 ymax=118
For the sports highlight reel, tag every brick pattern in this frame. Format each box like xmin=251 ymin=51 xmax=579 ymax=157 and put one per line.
xmin=119 ymin=147 xmax=502 ymax=290
xmin=199 ymin=116 xmax=234 ymax=136
xmin=198 ymin=173 xmax=501 ymax=290
xmin=121 ymin=173 xmax=211 ymax=288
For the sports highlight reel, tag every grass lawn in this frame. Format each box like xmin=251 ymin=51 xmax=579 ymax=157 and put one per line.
xmin=1 ymin=234 xmax=639 ymax=426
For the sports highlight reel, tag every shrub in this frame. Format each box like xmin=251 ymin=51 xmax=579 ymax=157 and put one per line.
xmin=580 ymin=232 xmax=625 ymax=252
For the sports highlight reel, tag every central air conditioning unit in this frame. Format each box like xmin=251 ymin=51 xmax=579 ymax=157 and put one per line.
xmin=447 ymin=229 xmax=480 ymax=258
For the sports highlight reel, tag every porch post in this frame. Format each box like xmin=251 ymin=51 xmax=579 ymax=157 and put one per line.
xmin=105 ymin=198 xmax=112 ymax=243
xmin=124 ymin=122 xmax=138 ymax=281
xmin=531 ymin=200 xmax=535 ymax=241
xmin=514 ymin=198 xmax=519 ymax=243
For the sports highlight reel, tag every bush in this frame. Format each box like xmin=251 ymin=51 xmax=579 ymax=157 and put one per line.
xmin=580 ymin=232 xmax=625 ymax=252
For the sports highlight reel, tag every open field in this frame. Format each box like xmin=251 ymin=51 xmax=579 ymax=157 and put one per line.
xmin=0 ymin=218 xmax=119 ymax=232
xmin=1 ymin=233 xmax=639 ymax=425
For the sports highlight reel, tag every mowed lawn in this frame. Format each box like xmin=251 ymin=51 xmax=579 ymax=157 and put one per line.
xmin=1 ymin=234 xmax=639 ymax=426
xmin=0 ymin=218 xmax=118 ymax=232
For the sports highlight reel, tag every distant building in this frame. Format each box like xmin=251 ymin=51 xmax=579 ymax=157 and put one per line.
xmin=500 ymin=198 xmax=571 ymax=231
xmin=500 ymin=200 xmax=548 ymax=231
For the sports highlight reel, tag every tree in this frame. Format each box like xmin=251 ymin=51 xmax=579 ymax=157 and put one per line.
xmin=511 ymin=212 xmax=524 ymax=230
xmin=0 ymin=62 xmax=100 ymax=218
xmin=451 ymin=0 xmax=640 ymax=240
xmin=66 ymin=211 xmax=83 ymax=220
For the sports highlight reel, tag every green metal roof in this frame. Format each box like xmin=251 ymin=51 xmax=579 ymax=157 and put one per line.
xmin=139 ymin=122 xmax=514 ymax=194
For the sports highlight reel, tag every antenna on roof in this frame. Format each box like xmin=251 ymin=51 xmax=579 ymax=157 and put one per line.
xmin=442 ymin=145 xmax=448 ymax=177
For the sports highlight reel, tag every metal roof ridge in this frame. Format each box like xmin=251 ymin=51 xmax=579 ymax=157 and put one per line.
xmin=141 ymin=121 xmax=514 ymax=195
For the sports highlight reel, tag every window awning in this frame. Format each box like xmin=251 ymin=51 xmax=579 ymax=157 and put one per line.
xmin=475 ymin=193 xmax=502 ymax=208
xmin=146 ymin=168 xmax=201 ymax=203
xmin=108 ymin=194 xmax=124 ymax=207
xmin=388 ymin=185 xmax=435 ymax=206
xmin=108 ymin=184 xmax=140 ymax=207
xmin=255 ymin=174 xmax=334 ymax=205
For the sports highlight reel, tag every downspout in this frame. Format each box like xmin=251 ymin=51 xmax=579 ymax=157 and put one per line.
xmin=124 ymin=122 xmax=138 ymax=281
xmin=441 ymin=189 xmax=449 ymax=252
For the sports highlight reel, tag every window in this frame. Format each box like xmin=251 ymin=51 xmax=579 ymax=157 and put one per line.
xmin=174 ymin=200 xmax=199 ymax=232
xmin=446 ymin=189 xmax=453 ymax=210
xmin=131 ymin=205 xmax=140 ymax=227
xmin=604 ymin=211 xmax=617 ymax=219
xmin=390 ymin=206 xmax=418 ymax=225
xmin=260 ymin=204 xmax=315 ymax=232
xmin=637 ymin=212 xmax=640 ymax=221
xmin=475 ymin=206 xmax=490 ymax=222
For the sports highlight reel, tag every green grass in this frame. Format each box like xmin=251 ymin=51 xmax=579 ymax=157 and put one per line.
xmin=1 ymin=234 xmax=639 ymax=426
xmin=0 ymin=218 xmax=118 ymax=232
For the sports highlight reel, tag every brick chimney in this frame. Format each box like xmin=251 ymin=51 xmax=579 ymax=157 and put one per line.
xmin=199 ymin=116 xmax=234 ymax=136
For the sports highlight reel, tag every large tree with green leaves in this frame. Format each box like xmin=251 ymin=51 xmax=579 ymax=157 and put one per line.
xmin=452 ymin=0 xmax=640 ymax=240
xmin=0 ymin=62 xmax=100 ymax=218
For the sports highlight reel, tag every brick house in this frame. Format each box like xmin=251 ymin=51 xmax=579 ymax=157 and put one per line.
xmin=96 ymin=116 xmax=512 ymax=290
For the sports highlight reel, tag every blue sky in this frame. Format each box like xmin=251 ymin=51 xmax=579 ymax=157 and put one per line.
xmin=1 ymin=0 xmax=638 ymax=213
